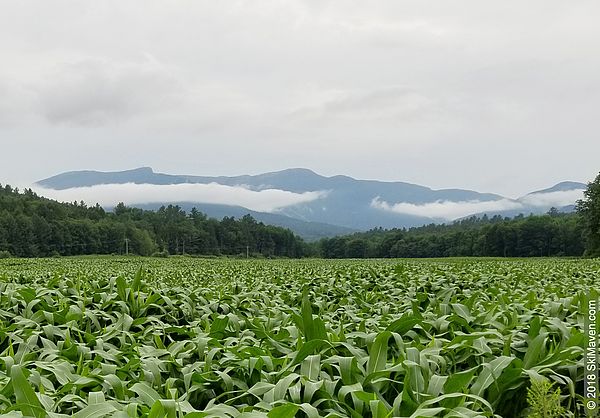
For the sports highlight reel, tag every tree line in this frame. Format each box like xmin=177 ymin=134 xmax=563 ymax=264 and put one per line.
xmin=1 ymin=171 xmax=599 ymax=259
xmin=319 ymin=211 xmax=585 ymax=258
xmin=0 ymin=185 xmax=307 ymax=258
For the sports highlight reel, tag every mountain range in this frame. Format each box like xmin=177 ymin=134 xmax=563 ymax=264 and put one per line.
xmin=35 ymin=167 xmax=587 ymax=240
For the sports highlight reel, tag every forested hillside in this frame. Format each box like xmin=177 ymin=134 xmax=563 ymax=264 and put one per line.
xmin=0 ymin=185 xmax=307 ymax=258
xmin=319 ymin=211 xmax=585 ymax=258
xmin=1 ymin=175 xmax=597 ymax=259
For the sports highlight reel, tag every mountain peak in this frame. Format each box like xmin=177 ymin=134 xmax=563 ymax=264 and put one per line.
xmin=130 ymin=167 xmax=154 ymax=174
xmin=265 ymin=168 xmax=321 ymax=177
xmin=36 ymin=166 xmax=169 ymax=190
xmin=528 ymin=181 xmax=587 ymax=195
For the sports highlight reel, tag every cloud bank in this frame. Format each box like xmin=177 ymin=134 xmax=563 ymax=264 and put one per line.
xmin=371 ymin=197 xmax=522 ymax=220
xmin=34 ymin=182 xmax=583 ymax=220
xmin=33 ymin=183 xmax=328 ymax=213
xmin=519 ymin=189 xmax=584 ymax=208
xmin=371 ymin=189 xmax=584 ymax=220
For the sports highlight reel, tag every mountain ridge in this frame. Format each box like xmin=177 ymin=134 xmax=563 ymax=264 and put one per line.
xmin=527 ymin=181 xmax=587 ymax=195
xmin=37 ymin=166 xmax=503 ymax=197
xmin=36 ymin=167 xmax=587 ymax=236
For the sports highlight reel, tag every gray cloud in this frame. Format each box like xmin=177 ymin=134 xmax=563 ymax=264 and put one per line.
xmin=0 ymin=79 xmax=37 ymax=125
xmin=0 ymin=1 xmax=599 ymax=195
xmin=289 ymin=86 xmax=438 ymax=124
xmin=33 ymin=57 xmax=184 ymax=125
xmin=33 ymin=183 xmax=328 ymax=213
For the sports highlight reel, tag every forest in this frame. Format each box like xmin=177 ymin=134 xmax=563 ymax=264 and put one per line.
xmin=319 ymin=211 xmax=585 ymax=258
xmin=1 ymin=172 xmax=599 ymax=259
xmin=0 ymin=185 xmax=306 ymax=258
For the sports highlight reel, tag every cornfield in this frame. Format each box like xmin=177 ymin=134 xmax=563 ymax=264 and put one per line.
xmin=0 ymin=257 xmax=596 ymax=417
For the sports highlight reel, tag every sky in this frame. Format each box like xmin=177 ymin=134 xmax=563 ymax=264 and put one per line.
xmin=1 ymin=1 xmax=599 ymax=198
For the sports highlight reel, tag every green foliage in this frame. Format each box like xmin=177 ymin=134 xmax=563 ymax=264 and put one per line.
xmin=0 ymin=185 xmax=306 ymax=258
xmin=10 ymin=365 xmax=46 ymax=418
xmin=577 ymin=171 xmax=600 ymax=256
xmin=0 ymin=257 xmax=594 ymax=416
xmin=526 ymin=379 xmax=566 ymax=418
xmin=320 ymin=212 xmax=585 ymax=258
xmin=0 ymin=250 xmax=11 ymax=259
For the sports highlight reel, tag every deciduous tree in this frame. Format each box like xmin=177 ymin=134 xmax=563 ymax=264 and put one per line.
xmin=577 ymin=172 xmax=600 ymax=256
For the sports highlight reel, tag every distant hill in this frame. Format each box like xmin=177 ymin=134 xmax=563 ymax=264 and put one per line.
xmin=36 ymin=167 xmax=587 ymax=234
xmin=37 ymin=167 xmax=180 ymax=189
xmin=131 ymin=202 xmax=357 ymax=242
xmin=464 ymin=181 xmax=586 ymax=220
xmin=527 ymin=181 xmax=587 ymax=195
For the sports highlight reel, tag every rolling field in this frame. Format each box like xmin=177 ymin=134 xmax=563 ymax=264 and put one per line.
xmin=0 ymin=257 xmax=597 ymax=417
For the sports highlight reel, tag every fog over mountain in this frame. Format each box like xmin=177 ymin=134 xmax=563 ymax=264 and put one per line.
xmin=34 ymin=167 xmax=586 ymax=238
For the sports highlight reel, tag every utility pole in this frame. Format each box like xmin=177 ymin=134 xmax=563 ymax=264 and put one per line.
xmin=182 ymin=238 xmax=185 ymax=255
xmin=246 ymin=245 xmax=249 ymax=259
xmin=124 ymin=237 xmax=129 ymax=256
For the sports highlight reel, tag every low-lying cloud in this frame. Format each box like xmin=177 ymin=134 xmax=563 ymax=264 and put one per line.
xmin=371 ymin=197 xmax=522 ymax=220
xmin=34 ymin=183 xmax=328 ymax=213
xmin=519 ymin=189 xmax=584 ymax=208
xmin=371 ymin=188 xmax=584 ymax=220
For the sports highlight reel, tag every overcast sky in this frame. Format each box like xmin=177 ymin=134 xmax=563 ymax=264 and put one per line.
xmin=1 ymin=1 xmax=598 ymax=197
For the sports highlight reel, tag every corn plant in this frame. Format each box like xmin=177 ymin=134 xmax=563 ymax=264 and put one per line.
xmin=0 ymin=257 xmax=595 ymax=417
